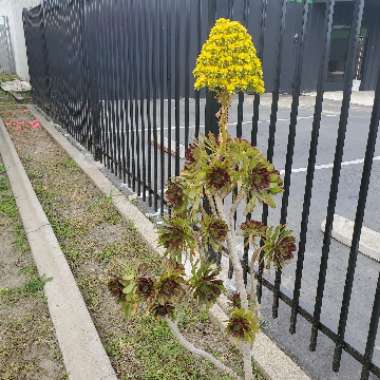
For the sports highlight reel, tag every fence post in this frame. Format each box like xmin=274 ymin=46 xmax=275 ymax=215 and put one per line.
xmin=205 ymin=0 xmax=219 ymax=137
xmin=204 ymin=0 xmax=220 ymax=264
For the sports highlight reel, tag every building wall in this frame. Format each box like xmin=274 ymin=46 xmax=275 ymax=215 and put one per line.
xmin=0 ymin=0 xmax=41 ymax=80
xmin=361 ymin=3 xmax=380 ymax=91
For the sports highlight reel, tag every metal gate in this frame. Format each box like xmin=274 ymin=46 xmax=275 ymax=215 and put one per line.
xmin=0 ymin=16 xmax=15 ymax=74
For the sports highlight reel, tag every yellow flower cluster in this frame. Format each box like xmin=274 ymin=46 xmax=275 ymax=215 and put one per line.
xmin=193 ymin=18 xmax=265 ymax=95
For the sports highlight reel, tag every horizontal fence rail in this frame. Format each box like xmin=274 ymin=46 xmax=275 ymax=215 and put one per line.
xmin=23 ymin=0 xmax=380 ymax=378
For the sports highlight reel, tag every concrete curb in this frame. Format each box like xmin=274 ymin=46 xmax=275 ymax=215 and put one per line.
xmin=321 ymin=214 xmax=380 ymax=262
xmin=0 ymin=118 xmax=117 ymax=380
xmin=29 ymin=105 xmax=311 ymax=380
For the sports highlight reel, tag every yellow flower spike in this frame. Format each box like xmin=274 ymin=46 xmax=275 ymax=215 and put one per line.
xmin=193 ymin=18 xmax=264 ymax=96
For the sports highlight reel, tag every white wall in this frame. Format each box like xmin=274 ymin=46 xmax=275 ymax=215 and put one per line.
xmin=0 ymin=0 xmax=41 ymax=80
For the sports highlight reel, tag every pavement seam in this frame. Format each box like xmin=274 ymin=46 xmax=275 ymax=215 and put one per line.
xmin=29 ymin=104 xmax=312 ymax=380
xmin=0 ymin=116 xmax=117 ymax=380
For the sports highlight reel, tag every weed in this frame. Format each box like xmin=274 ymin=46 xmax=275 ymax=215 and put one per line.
xmin=23 ymin=275 xmax=51 ymax=295
xmin=0 ymin=273 xmax=50 ymax=302
xmin=105 ymin=337 xmax=124 ymax=360
xmin=88 ymin=195 xmax=121 ymax=225
xmin=65 ymin=247 xmax=82 ymax=266
xmin=98 ymin=242 xmax=121 ymax=263
xmin=0 ymin=185 xmax=18 ymax=219
xmin=60 ymin=157 xmax=80 ymax=172
xmin=14 ymin=223 xmax=29 ymax=253
xmin=48 ymin=214 xmax=76 ymax=241
xmin=77 ymin=275 xmax=100 ymax=309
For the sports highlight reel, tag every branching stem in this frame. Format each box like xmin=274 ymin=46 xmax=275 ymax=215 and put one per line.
xmin=165 ymin=317 xmax=242 ymax=380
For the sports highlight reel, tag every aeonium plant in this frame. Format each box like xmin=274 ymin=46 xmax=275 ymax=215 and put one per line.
xmin=109 ymin=18 xmax=296 ymax=380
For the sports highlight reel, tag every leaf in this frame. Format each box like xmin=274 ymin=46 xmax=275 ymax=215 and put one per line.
xmin=123 ymin=283 xmax=135 ymax=295
xmin=245 ymin=196 xmax=257 ymax=214
xmin=257 ymin=192 xmax=276 ymax=208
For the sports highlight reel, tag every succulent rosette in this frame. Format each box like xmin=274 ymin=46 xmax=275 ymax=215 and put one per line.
xmin=227 ymin=308 xmax=259 ymax=342
xmin=262 ymin=225 xmax=297 ymax=268
xmin=189 ymin=262 xmax=224 ymax=304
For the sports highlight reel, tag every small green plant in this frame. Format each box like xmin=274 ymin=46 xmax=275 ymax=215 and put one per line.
xmin=110 ymin=18 xmax=296 ymax=380
xmin=98 ymin=243 xmax=121 ymax=263
xmin=0 ymin=272 xmax=50 ymax=301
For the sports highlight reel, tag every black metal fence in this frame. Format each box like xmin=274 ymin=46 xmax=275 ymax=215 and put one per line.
xmin=23 ymin=0 xmax=380 ymax=378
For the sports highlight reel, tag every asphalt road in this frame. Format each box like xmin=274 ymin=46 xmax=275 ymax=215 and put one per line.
xmin=102 ymin=93 xmax=380 ymax=379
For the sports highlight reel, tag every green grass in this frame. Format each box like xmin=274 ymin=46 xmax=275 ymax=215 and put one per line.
xmin=98 ymin=242 xmax=122 ymax=263
xmin=0 ymin=73 xmax=17 ymax=82
xmin=88 ymin=195 xmax=122 ymax=225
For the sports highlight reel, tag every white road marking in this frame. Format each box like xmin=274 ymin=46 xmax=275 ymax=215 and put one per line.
xmin=279 ymin=156 xmax=380 ymax=175
xmin=104 ymin=112 xmax=340 ymax=133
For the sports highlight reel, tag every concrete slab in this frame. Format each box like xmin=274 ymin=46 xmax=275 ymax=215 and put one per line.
xmin=306 ymin=91 xmax=375 ymax=107
xmin=0 ymin=117 xmax=117 ymax=380
xmin=321 ymin=214 xmax=380 ymax=262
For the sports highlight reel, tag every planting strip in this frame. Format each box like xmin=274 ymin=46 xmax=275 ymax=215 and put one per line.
xmin=0 ymin=117 xmax=117 ymax=380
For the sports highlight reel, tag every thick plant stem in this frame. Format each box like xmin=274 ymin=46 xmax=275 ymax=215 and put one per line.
xmin=214 ymin=194 xmax=249 ymax=310
xmin=214 ymin=195 xmax=254 ymax=380
xmin=242 ymin=342 xmax=254 ymax=380
xmin=165 ymin=317 xmax=242 ymax=380
xmin=250 ymin=249 xmax=262 ymax=319
xmin=216 ymin=92 xmax=231 ymax=145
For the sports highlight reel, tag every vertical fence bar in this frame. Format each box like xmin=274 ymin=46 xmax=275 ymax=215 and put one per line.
xmin=273 ymin=0 xmax=310 ymax=330
xmin=239 ymin=0 xmax=248 ymax=282
xmin=159 ymin=0 xmax=166 ymax=214
xmin=204 ymin=0 xmax=220 ymax=265
xmin=205 ymin=0 xmax=218 ymax=137
xmin=152 ymin=0 xmax=159 ymax=211
xmin=251 ymin=0 xmax=267 ymax=148
xmin=109 ymin=0 xmax=118 ymax=175
xmin=228 ymin=0 xmax=234 ymax=19
xmin=184 ymin=0 xmax=190 ymax=150
xmin=332 ymin=56 xmax=380 ymax=372
xmin=303 ymin=0 xmax=335 ymax=348
xmin=307 ymin=0 xmax=365 ymax=352
xmin=105 ymin=0 xmax=113 ymax=171
xmin=361 ymin=272 xmax=380 ymax=380
xmin=145 ymin=1 xmax=153 ymax=206
xmin=118 ymin=0 xmax=127 ymax=183
xmin=115 ymin=0 xmax=123 ymax=180
xmin=174 ymin=0 xmax=181 ymax=177
xmin=266 ymin=0 xmax=287 ymax=316
xmin=125 ymin=0 xmax=132 ymax=186
xmin=101 ymin=1 xmax=113 ymax=171
xmin=129 ymin=0 xmax=136 ymax=192
xmin=98 ymin=0 xmax=106 ymax=167
xmin=194 ymin=0 xmax=202 ymax=140
xmin=167 ymin=1 xmax=172 ymax=182
xmin=134 ymin=0 xmax=142 ymax=196
xmin=138 ymin=1 xmax=147 ymax=201
xmin=252 ymin=0 xmax=268 ymax=294
xmin=289 ymin=0 xmax=335 ymax=331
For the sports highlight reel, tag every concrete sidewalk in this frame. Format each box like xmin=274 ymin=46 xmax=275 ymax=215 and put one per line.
xmin=306 ymin=90 xmax=375 ymax=107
